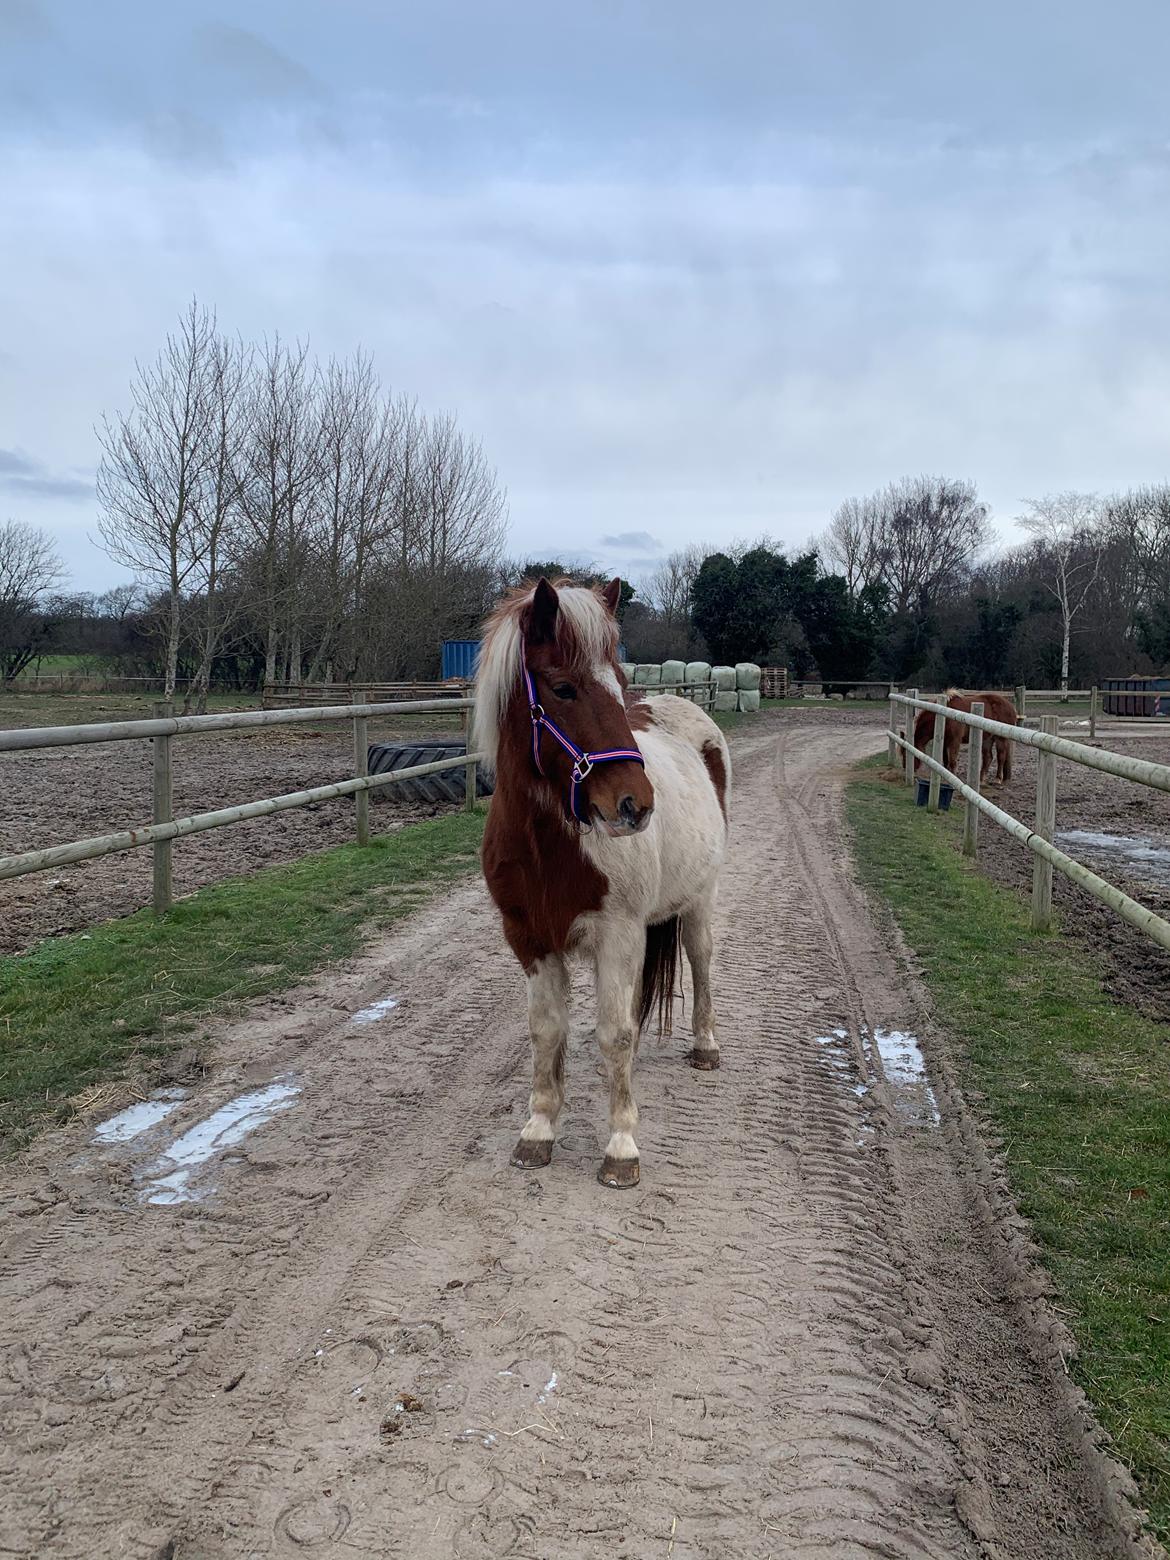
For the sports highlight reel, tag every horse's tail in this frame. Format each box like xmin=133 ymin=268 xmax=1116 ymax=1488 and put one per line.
xmin=638 ymin=916 xmax=681 ymax=1035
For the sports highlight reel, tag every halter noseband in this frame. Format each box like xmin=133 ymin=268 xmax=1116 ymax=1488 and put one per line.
xmin=521 ymin=643 xmax=645 ymax=826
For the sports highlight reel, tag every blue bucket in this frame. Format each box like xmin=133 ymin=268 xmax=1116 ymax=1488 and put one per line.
xmin=915 ymin=779 xmax=954 ymax=810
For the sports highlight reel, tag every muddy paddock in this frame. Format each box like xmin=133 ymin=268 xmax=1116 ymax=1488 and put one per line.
xmin=956 ymin=725 xmax=1170 ymax=1023
xmin=0 ymin=694 xmax=465 ymax=954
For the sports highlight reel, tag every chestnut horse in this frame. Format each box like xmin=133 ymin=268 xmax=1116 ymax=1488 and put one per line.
xmin=475 ymin=577 xmax=731 ymax=1189
xmin=913 ymin=689 xmax=1019 ymax=787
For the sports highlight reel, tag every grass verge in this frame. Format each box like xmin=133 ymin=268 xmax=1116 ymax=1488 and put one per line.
xmin=0 ymin=809 xmax=485 ymax=1152
xmin=847 ymin=760 xmax=1169 ymax=1543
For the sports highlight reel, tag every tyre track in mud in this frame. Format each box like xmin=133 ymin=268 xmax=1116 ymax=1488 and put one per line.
xmin=0 ymin=718 xmax=1151 ymax=1559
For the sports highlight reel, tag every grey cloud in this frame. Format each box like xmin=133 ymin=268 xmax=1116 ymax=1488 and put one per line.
xmin=0 ymin=447 xmax=92 ymax=502
xmin=191 ymin=23 xmax=320 ymax=101
xmin=598 ymin=531 xmax=662 ymax=552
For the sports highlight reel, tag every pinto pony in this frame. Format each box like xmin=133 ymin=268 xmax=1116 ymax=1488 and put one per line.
xmin=913 ymin=690 xmax=1019 ymax=787
xmin=475 ymin=577 xmax=730 ymax=1189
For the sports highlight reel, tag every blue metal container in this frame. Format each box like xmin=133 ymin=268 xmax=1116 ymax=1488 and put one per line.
xmin=441 ymin=640 xmax=480 ymax=681
xmin=1101 ymin=676 xmax=1170 ymax=717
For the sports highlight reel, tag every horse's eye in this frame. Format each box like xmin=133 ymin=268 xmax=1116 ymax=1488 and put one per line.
xmin=552 ymin=682 xmax=576 ymax=701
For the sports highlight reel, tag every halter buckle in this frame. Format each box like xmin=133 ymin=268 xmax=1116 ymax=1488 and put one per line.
xmin=572 ymin=755 xmax=594 ymax=783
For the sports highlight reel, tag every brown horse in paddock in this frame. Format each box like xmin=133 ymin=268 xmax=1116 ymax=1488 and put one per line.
xmin=475 ymin=576 xmax=731 ymax=1189
xmin=913 ymin=690 xmax=1019 ymax=787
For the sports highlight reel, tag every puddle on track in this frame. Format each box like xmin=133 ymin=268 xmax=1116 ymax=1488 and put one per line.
xmin=139 ymin=1079 xmax=301 ymax=1205
xmin=350 ymin=996 xmax=400 ymax=1025
xmin=812 ymin=1027 xmax=939 ymax=1129
xmin=1056 ymin=828 xmax=1170 ymax=887
xmin=93 ymin=1090 xmax=188 ymax=1144
xmin=869 ymin=1027 xmax=940 ymax=1126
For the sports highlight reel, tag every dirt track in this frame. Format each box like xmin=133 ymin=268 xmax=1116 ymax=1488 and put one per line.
xmin=0 ymin=717 xmax=1154 ymax=1559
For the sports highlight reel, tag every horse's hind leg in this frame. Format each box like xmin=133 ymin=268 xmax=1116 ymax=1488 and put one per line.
xmin=682 ymin=897 xmax=719 ymax=1070
xmin=595 ymin=921 xmax=644 ymax=1189
xmin=981 ymin=738 xmax=997 ymax=788
xmin=511 ymin=954 xmax=569 ymax=1170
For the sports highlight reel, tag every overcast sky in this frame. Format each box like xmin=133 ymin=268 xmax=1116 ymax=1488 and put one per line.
xmin=2 ymin=0 xmax=1170 ymax=592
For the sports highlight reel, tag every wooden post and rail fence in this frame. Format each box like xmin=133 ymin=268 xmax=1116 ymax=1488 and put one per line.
xmin=0 ymin=697 xmax=483 ymax=917
xmin=889 ymin=690 xmax=1170 ymax=953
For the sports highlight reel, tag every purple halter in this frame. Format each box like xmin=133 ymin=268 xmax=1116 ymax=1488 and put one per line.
xmin=521 ymin=644 xmax=645 ymax=826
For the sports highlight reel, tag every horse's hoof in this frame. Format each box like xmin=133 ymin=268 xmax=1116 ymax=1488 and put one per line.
xmin=687 ymin=1047 xmax=720 ymax=1071
xmin=511 ymin=1138 xmax=552 ymax=1169
xmin=598 ymin=1156 xmax=640 ymax=1189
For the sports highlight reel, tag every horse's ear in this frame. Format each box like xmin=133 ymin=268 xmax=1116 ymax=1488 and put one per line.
xmin=524 ymin=577 xmax=560 ymax=644
xmin=600 ymin=577 xmax=622 ymax=616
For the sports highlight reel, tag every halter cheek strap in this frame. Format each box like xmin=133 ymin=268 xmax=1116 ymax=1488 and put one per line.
xmin=521 ymin=645 xmax=645 ymax=826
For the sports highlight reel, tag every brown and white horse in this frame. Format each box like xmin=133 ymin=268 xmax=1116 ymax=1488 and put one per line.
xmin=475 ymin=576 xmax=731 ymax=1189
xmin=913 ymin=689 xmax=1019 ymax=786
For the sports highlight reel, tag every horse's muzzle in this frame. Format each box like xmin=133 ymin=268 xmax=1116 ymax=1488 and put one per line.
xmin=595 ymin=796 xmax=654 ymax=837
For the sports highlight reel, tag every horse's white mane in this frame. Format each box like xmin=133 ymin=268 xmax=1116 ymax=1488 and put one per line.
xmin=473 ymin=583 xmax=619 ymax=772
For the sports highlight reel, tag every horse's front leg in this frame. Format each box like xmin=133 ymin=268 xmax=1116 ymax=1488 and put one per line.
xmin=595 ymin=922 xmax=644 ymax=1190
xmin=511 ymin=954 xmax=569 ymax=1170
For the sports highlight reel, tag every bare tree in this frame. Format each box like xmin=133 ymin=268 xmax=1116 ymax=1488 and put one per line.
xmin=0 ymin=519 xmax=65 ymax=680
xmin=638 ymin=543 xmax=715 ymax=655
xmin=96 ymin=581 xmax=143 ymax=623
xmin=239 ymin=336 xmax=319 ymax=686
xmin=305 ymin=352 xmax=402 ymax=682
xmin=185 ymin=332 xmax=252 ymax=711
xmin=880 ymin=476 xmax=992 ymax=612
xmin=817 ymin=478 xmax=991 ymax=611
xmin=816 ymin=495 xmax=887 ymax=597
xmin=1102 ymin=485 xmax=1170 ymax=609
xmin=1019 ymin=492 xmax=1104 ymax=697
xmin=96 ymin=299 xmax=216 ymax=697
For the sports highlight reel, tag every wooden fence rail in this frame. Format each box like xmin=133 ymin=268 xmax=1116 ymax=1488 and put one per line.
xmin=0 ymin=698 xmax=471 ymax=754
xmin=0 ymin=696 xmax=478 ymax=915
xmin=261 ymin=681 xmax=468 ymax=709
xmin=889 ymin=691 xmax=1170 ymax=954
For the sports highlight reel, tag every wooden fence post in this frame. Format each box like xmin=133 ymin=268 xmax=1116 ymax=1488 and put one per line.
xmin=152 ymin=701 xmax=173 ymax=914
xmin=1031 ymin=715 xmax=1058 ymax=931
xmin=888 ymin=688 xmax=898 ymax=768
xmin=1016 ymin=684 xmax=1027 ymax=720
xmin=460 ymin=707 xmax=477 ymax=812
xmin=963 ymin=701 xmax=984 ymax=857
xmin=904 ymin=689 xmax=918 ymax=786
xmin=353 ymin=690 xmax=370 ymax=846
xmin=1089 ymin=685 xmax=1098 ymax=741
xmin=928 ymin=693 xmax=948 ymax=811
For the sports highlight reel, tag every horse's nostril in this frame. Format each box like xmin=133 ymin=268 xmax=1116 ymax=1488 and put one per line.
xmin=619 ymin=795 xmax=641 ymax=825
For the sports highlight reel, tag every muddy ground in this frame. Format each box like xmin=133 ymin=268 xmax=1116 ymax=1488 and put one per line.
xmin=967 ymin=727 xmax=1170 ymax=1024
xmin=0 ymin=713 xmax=1153 ymax=1559
xmin=0 ymin=694 xmax=465 ymax=954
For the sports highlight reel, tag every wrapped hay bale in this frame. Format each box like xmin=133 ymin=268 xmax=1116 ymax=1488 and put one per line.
xmin=660 ymin=658 xmax=686 ymax=688
xmin=737 ymin=689 xmax=761 ymax=713
xmin=619 ymin=663 xmax=636 ymax=683
xmin=634 ymin=664 xmax=661 ymax=686
xmin=714 ymin=689 xmax=738 ymax=712
xmin=735 ymin=662 xmax=762 ymax=691
xmin=685 ymin=660 xmax=712 ymax=705
xmin=713 ymin=665 xmax=736 ymax=691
